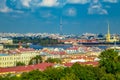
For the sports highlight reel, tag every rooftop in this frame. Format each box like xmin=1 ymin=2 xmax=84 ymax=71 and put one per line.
xmin=0 ymin=63 xmax=54 ymax=74
xmin=0 ymin=54 xmax=8 ymax=56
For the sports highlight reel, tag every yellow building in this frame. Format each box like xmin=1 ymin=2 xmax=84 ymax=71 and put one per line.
xmin=0 ymin=52 xmax=40 ymax=68
xmin=0 ymin=44 xmax=3 ymax=50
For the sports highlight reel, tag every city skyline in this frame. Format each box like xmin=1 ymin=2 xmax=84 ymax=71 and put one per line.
xmin=0 ymin=0 xmax=120 ymax=34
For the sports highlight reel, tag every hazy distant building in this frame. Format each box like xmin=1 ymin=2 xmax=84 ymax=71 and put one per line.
xmin=0 ymin=44 xmax=3 ymax=50
xmin=0 ymin=37 xmax=13 ymax=44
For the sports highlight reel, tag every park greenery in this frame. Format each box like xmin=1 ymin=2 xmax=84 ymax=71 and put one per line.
xmin=29 ymin=55 xmax=42 ymax=65
xmin=16 ymin=62 xmax=25 ymax=66
xmin=3 ymin=37 xmax=61 ymax=49
xmin=45 ymin=58 xmax=62 ymax=64
xmin=0 ymin=49 xmax=120 ymax=80
xmin=13 ymin=37 xmax=61 ymax=46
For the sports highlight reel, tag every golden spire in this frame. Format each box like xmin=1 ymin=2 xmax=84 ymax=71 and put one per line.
xmin=107 ymin=22 xmax=110 ymax=35
xmin=106 ymin=22 xmax=118 ymax=42
xmin=106 ymin=22 xmax=111 ymax=42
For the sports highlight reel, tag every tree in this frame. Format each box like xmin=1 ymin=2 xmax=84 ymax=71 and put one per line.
xmin=93 ymin=67 xmax=106 ymax=80
xmin=44 ymin=67 xmax=64 ymax=80
xmin=45 ymin=58 xmax=62 ymax=63
xmin=16 ymin=62 xmax=25 ymax=66
xmin=0 ymin=76 xmax=3 ymax=80
xmin=0 ymin=74 xmax=21 ymax=80
xmin=60 ymin=73 xmax=79 ymax=80
xmin=100 ymin=73 xmax=115 ymax=80
xmin=71 ymin=63 xmax=96 ymax=80
xmin=21 ymin=70 xmax=47 ymax=80
xmin=99 ymin=49 xmax=119 ymax=74
xmin=115 ymin=72 xmax=120 ymax=80
xmin=29 ymin=55 xmax=42 ymax=65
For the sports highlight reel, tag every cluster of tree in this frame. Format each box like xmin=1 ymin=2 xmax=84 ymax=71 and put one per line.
xmin=3 ymin=44 xmax=19 ymax=49
xmin=13 ymin=37 xmax=61 ymax=46
xmin=15 ymin=56 xmax=62 ymax=67
xmin=3 ymin=44 xmax=29 ymax=49
xmin=29 ymin=55 xmax=42 ymax=65
xmin=0 ymin=49 xmax=120 ymax=80
xmin=16 ymin=62 xmax=25 ymax=66
xmin=45 ymin=58 xmax=62 ymax=64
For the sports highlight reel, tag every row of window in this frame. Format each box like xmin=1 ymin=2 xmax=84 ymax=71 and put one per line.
xmin=0 ymin=56 xmax=34 ymax=61
xmin=0 ymin=60 xmax=29 ymax=66
xmin=0 ymin=62 xmax=14 ymax=65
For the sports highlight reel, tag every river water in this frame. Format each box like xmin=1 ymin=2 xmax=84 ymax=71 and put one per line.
xmin=30 ymin=44 xmax=107 ymax=50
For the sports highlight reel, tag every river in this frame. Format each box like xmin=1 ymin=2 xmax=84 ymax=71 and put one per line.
xmin=29 ymin=44 xmax=108 ymax=50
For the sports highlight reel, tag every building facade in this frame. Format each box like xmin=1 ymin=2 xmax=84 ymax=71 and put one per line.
xmin=0 ymin=44 xmax=3 ymax=50
xmin=0 ymin=52 xmax=40 ymax=68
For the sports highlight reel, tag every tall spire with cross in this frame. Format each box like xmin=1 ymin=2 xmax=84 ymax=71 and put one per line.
xmin=106 ymin=22 xmax=111 ymax=42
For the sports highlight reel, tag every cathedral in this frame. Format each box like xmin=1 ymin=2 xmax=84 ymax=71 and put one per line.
xmin=106 ymin=23 xmax=118 ymax=42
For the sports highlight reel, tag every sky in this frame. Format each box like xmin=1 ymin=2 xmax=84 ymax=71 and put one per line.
xmin=0 ymin=0 xmax=120 ymax=34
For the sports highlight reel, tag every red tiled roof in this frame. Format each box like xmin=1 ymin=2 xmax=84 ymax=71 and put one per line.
xmin=84 ymin=61 xmax=99 ymax=66
xmin=8 ymin=50 xmax=20 ymax=54
xmin=50 ymin=51 xmax=66 ymax=55
xmin=6 ymin=48 xmax=35 ymax=54
xmin=67 ymin=46 xmax=79 ymax=50
xmin=64 ymin=63 xmax=73 ymax=67
xmin=0 ymin=63 xmax=54 ymax=74
xmin=64 ymin=61 xmax=99 ymax=67
xmin=18 ymin=48 xmax=35 ymax=52
xmin=0 ymin=62 xmax=99 ymax=75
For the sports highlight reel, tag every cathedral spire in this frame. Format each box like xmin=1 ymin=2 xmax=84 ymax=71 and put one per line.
xmin=106 ymin=22 xmax=111 ymax=42
xmin=107 ymin=22 xmax=110 ymax=35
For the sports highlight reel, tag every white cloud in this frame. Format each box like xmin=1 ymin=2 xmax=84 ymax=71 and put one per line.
xmin=68 ymin=8 xmax=77 ymax=16
xmin=40 ymin=0 xmax=59 ymax=7
xmin=67 ymin=0 xmax=90 ymax=4
xmin=39 ymin=10 xmax=57 ymax=18
xmin=15 ymin=10 xmax=24 ymax=14
xmin=20 ymin=0 xmax=31 ymax=7
xmin=64 ymin=8 xmax=77 ymax=16
xmin=88 ymin=7 xmax=108 ymax=14
xmin=88 ymin=1 xmax=108 ymax=15
xmin=0 ymin=0 xmax=12 ymax=13
xmin=0 ymin=7 xmax=12 ymax=13
xmin=42 ymin=13 xmax=53 ymax=18
xmin=103 ymin=0 xmax=118 ymax=3
xmin=105 ymin=5 xmax=111 ymax=8
xmin=92 ymin=0 xmax=99 ymax=3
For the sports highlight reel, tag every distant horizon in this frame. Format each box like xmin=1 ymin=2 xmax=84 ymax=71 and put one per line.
xmin=0 ymin=31 xmax=118 ymax=35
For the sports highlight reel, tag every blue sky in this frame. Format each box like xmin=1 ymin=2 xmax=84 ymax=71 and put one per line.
xmin=0 ymin=0 xmax=120 ymax=34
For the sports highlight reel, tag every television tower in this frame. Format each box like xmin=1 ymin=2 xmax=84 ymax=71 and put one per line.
xmin=60 ymin=16 xmax=63 ymax=35
xmin=59 ymin=0 xmax=63 ymax=35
